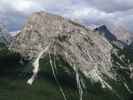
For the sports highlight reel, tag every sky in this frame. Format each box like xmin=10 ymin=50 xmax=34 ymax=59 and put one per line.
xmin=0 ymin=0 xmax=133 ymax=35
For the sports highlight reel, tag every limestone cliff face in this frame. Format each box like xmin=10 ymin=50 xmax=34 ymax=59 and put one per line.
xmin=11 ymin=12 xmax=116 ymax=85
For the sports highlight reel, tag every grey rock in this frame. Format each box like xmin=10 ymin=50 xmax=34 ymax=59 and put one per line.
xmin=11 ymin=11 xmax=120 ymax=86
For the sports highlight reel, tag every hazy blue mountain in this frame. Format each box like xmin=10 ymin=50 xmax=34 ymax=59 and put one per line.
xmin=94 ymin=25 xmax=117 ymax=42
xmin=0 ymin=24 xmax=12 ymax=45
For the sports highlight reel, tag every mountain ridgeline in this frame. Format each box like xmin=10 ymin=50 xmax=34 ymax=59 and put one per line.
xmin=0 ymin=11 xmax=133 ymax=100
xmin=94 ymin=25 xmax=117 ymax=42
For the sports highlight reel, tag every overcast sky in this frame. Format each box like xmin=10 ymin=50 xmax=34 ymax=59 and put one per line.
xmin=0 ymin=0 xmax=133 ymax=34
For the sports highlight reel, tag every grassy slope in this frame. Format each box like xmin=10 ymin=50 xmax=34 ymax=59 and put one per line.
xmin=0 ymin=45 xmax=132 ymax=100
xmin=0 ymin=77 xmax=79 ymax=100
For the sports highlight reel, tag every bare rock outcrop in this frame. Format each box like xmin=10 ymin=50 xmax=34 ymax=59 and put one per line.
xmin=11 ymin=12 xmax=117 ymax=87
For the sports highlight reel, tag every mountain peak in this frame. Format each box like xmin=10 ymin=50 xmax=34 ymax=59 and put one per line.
xmin=95 ymin=25 xmax=108 ymax=30
xmin=11 ymin=11 xmax=114 ymax=83
xmin=94 ymin=24 xmax=117 ymax=42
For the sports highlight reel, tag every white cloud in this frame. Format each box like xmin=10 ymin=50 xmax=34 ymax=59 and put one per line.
xmin=12 ymin=1 xmax=35 ymax=12
xmin=70 ymin=7 xmax=112 ymax=19
xmin=0 ymin=0 xmax=133 ymax=33
xmin=84 ymin=0 xmax=133 ymax=12
xmin=0 ymin=0 xmax=71 ymax=12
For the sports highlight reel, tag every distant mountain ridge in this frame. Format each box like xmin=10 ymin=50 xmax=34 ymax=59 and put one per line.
xmin=9 ymin=11 xmax=133 ymax=100
xmin=94 ymin=25 xmax=117 ymax=42
xmin=0 ymin=24 xmax=12 ymax=45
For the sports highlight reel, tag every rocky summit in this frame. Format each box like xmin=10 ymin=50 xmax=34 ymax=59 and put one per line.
xmin=11 ymin=11 xmax=113 ymax=78
xmin=10 ymin=11 xmax=133 ymax=99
